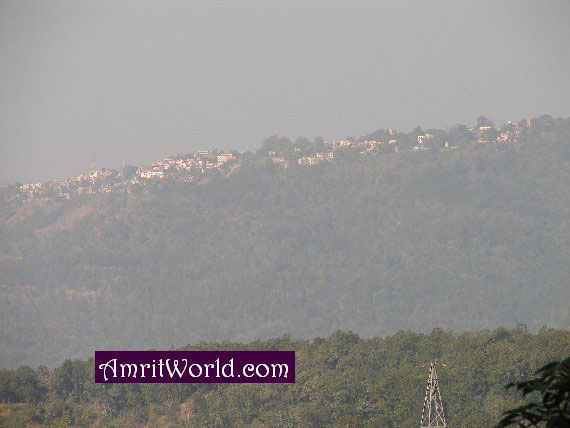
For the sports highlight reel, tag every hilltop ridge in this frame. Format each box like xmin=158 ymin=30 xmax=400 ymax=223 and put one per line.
xmin=8 ymin=115 xmax=536 ymax=201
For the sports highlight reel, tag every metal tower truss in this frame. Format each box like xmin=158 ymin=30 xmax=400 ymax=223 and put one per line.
xmin=420 ymin=361 xmax=448 ymax=428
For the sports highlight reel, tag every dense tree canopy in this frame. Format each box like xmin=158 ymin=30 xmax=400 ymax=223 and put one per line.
xmin=497 ymin=357 xmax=570 ymax=427
xmin=0 ymin=328 xmax=569 ymax=427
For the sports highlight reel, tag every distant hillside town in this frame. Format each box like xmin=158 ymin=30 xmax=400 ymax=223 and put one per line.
xmin=7 ymin=117 xmax=539 ymax=201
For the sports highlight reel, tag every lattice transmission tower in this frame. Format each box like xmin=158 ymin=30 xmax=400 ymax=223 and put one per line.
xmin=420 ymin=361 xmax=448 ymax=428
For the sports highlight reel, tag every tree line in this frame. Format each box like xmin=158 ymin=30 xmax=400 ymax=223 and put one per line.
xmin=0 ymin=327 xmax=569 ymax=427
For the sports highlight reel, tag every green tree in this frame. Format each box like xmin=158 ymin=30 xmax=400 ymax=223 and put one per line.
xmin=50 ymin=360 xmax=73 ymax=398
xmin=497 ymin=357 xmax=570 ymax=427
xmin=477 ymin=115 xmax=495 ymax=128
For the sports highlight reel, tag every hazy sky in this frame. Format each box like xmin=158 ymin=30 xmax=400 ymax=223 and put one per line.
xmin=1 ymin=0 xmax=569 ymax=183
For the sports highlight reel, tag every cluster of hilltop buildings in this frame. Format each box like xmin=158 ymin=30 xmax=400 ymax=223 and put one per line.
xmin=16 ymin=150 xmax=238 ymax=200
xmin=297 ymin=138 xmax=401 ymax=166
xmin=137 ymin=151 xmax=237 ymax=178
xmin=14 ymin=120 xmax=524 ymax=201
xmin=291 ymin=122 xmax=520 ymax=166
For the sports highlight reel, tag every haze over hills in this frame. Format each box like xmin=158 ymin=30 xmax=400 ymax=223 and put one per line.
xmin=1 ymin=115 xmax=569 ymax=369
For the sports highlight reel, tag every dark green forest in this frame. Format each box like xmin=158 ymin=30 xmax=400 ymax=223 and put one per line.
xmin=1 ymin=328 xmax=569 ymax=427
xmin=0 ymin=115 xmax=569 ymax=369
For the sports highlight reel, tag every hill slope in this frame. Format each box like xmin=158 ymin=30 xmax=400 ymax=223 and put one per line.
xmin=1 ymin=117 xmax=569 ymax=368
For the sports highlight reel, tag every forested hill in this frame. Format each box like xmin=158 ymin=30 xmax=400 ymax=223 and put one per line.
xmin=1 ymin=328 xmax=569 ymax=427
xmin=1 ymin=115 xmax=569 ymax=368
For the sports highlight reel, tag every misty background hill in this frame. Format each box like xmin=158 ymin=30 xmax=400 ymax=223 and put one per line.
xmin=1 ymin=116 xmax=569 ymax=368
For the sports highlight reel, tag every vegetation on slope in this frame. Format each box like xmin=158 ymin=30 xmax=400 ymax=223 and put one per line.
xmin=0 ymin=115 xmax=569 ymax=368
